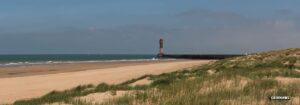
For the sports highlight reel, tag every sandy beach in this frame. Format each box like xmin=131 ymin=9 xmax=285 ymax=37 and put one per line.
xmin=0 ymin=60 xmax=211 ymax=104
xmin=0 ymin=60 xmax=175 ymax=78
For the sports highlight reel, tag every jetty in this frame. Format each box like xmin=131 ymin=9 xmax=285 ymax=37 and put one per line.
xmin=157 ymin=38 xmax=243 ymax=60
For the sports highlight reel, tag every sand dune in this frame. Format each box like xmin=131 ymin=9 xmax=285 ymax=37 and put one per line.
xmin=0 ymin=60 xmax=211 ymax=104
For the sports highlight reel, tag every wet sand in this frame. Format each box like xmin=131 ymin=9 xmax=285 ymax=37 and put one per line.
xmin=0 ymin=60 xmax=211 ymax=104
xmin=0 ymin=60 xmax=175 ymax=78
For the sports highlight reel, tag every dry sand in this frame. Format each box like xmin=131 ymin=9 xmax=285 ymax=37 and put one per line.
xmin=129 ymin=77 xmax=152 ymax=86
xmin=0 ymin=60 xmax=211 ymax=104
xmin=76 ymin=90 xmax=132 ymax=104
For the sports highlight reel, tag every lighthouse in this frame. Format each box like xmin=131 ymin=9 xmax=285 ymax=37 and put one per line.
xmin=158 ymin=38 xmax=164 ymax=58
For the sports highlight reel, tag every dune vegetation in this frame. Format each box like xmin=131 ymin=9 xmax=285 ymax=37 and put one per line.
xmin=13 ymin=48 xmax=300 ymax=105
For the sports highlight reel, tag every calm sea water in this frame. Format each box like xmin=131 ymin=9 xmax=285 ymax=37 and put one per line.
xmin=0 ymin=54 xmax=157 ymax=66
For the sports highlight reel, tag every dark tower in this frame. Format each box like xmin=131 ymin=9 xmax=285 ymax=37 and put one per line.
xmin=158 ymin=38 xmax=164 ymax=58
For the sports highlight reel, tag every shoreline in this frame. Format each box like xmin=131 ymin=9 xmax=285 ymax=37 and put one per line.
xmin=0 ymin=60 xmax=212 ymax=104
xmin=0 ymin=59 xmax=176 ymax=78
xmin=0 ymin=58 xmax=160 ymax=67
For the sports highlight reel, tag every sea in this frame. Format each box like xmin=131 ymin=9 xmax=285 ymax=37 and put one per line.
xmin=0 ymin=54 xmax=158 ymax=67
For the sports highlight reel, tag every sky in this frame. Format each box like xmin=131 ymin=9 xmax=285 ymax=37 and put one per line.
xmin=1 ymin=0 xmax=300 ymax=54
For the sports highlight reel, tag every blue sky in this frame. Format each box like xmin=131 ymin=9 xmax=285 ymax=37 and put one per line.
xmin=1 ymin=0 xmax=300 ymax=54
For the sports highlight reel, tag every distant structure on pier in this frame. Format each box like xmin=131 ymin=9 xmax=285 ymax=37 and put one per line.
xmin=158 ymin=38 xmax=164 ymax=58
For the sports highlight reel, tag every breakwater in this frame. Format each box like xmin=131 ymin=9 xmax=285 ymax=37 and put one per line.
xmin=160 ymin=54 xmax=243 ymax=60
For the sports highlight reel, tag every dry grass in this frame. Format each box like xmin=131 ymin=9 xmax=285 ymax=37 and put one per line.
xmin=275 ymin=77 xmax=300 ymax=85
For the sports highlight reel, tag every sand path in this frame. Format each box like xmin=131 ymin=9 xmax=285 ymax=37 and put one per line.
xmin=0 ymin=60 xmax=210 ymax=104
